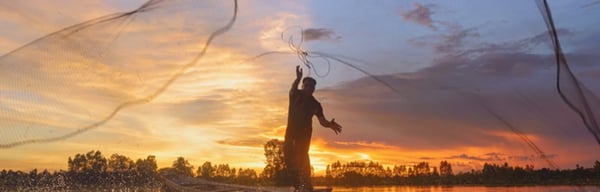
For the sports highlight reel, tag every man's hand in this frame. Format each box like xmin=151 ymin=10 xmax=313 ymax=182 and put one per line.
xmin=329 ymin=118 xmax=342 ymax=135
xmin=296 ymin=65 xmax=303 ymax=80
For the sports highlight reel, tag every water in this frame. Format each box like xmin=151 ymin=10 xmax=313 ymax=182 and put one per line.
xmin=329 ymin=186 xmax=600 ymax=192
xmin=11 ymin=185 xmax=600 ymax=191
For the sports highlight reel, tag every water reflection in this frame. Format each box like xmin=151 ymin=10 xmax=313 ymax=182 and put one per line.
xmin=329 ymin=186 xmax=600 ymax=192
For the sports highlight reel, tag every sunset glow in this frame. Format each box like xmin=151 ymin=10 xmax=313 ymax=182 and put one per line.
xmin=1 ymin=0 xmax=599 ymax=178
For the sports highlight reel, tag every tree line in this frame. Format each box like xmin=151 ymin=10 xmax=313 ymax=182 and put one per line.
xmin=159 ymin=156 xmax=261 ymax=185
xmin=2 ymin=139 xmax=600 ymax=190
xmin=260 ymin=139 xmax=600 ymax=186
xmin=316 ymin=160 xmax=600 ymax=186
xmin=1 ymin=150 xmax=161 ymax=191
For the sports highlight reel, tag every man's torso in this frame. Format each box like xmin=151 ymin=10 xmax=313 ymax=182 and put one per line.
xmin=286 ymin=91 xmax=320 ymax=140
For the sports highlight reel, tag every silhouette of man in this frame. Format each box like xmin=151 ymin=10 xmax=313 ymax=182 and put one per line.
xmin=284 ymin=65 xmax=342 ymax=191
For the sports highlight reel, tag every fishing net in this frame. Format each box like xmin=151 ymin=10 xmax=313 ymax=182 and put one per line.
xmin=1 ymin=0 xmax=598 ymax=171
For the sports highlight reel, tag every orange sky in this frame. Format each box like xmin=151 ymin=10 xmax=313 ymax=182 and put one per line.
xmin=1 ymin=0 xmax=599 ymax=176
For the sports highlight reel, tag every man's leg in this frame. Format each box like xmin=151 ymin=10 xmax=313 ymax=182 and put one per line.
xmin=300 ymin=152 xmax=313 ymax=191
xmin=296 ymin=139 xmax=313 ymax=191
xmin=284 ymin=139 xmax=301 ymax=188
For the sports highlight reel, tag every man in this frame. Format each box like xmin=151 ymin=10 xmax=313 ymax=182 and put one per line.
xmin=284 ymin=65 xmax=342 ymax=191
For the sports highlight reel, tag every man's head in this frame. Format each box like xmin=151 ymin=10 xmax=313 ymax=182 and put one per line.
xmin=302 ymin=77 xmax=316 ymax=95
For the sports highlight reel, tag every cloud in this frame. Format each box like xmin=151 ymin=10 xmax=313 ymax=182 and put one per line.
xmin=445 ymin=153 xmax=559 ymax=164
xmin=407 ymin=25 xmax=480 ymax=57
xmin=0 ymin=0 xmax=248 ymax=146
xmin=216 ymin=137 xmax=268 ymax=147
xmin=0 ymin=0 xmax=124 ymax=53
xmin=456 ymin=28 xmax=573 ymax=58
xmin=435 ymin=26 xmax=480 ymax=54
xmin=447 ymin=154 xmax=499 ymax=161
xmin=332 ymin=141 xmax=397 ymax=149
xmin=408 ymin=20 xmax=572 ymax=59
xmin=507 ymin=154 xmax=557 ymax=162
xmin=166 ymin=98 xmax=228 ymax=125
xmin=301 ymin=20 xmax=600 ymax=171
xmin=400 ymin=3 xmax=436 ymax=30
xmin=484 ymin=152 xmax=503 ymax=156
xmin=447 ymin=153 xmax=508 ymax=161
xmin=582 ymin=0 xmax=600 ymax=8
xmin=311 ymin=26 xmax=600 ymax=169
xmin=302 ymin=28 xmax=341 ymax=42
xmin=3 ymin=0 xmax=598 ymax=174
xmin=258 ymin=13 xmax=309 ymax=51
xmin=453 ymin=161 xmax=482 ymax=173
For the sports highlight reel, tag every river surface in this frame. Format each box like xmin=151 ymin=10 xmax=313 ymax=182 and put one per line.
xmin=14 ymin=185 xmax=600 ymax=191
xmin=327 ymin=186 xmax=599 ymax=192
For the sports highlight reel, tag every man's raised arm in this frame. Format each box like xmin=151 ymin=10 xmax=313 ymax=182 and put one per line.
xmin=290 ymin=65 xmax=302 ymax=96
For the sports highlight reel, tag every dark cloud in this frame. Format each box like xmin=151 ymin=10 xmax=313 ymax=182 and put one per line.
xmin=483 ymin=153 xmax=507 ymax=161
xmin=508 ymin=155 xmax=532 ymax=161
xmin=526 ymin=28 xmax=572 ymax=45
xmin=407 ymin=25 xmax=480 ymax=56
xmin=314 ymin=27 xmax=600 ymax=157
xmin=485 ymin=152 xmax=504 ymax=156
xmin=444 ymin=153 xmax=556 ymax=163
xmin=410 ymin=24 xmax=572 ymax=59
xmin=453 ymin=161 xmax=482 ymax=173
xmin=302 ymin=28 xmax=341 ymax=42
xmin=401 ymin=3 xmax=436 ymax=30
xmin=582 ymin=1 xmax=600 ymax=8
xmin=505 ymin=154 xmax=558 ymax=162
xmin=457 ymin=28 xmax=573 ymax=57
xmin=447 ymin=154 xmax=504 ymax=161
xmin=435 ymin=26 xmax=480 ymax=54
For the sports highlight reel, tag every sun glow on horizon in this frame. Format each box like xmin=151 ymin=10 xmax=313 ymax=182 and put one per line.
xmin=1 ymin=0 xmax=599 ymax=178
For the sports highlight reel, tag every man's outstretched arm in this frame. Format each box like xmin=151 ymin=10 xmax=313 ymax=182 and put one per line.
xmin=290 ymin=65 xmax=302 ymax=96
xmin=316 ymin=104 xmax=342 ymax=134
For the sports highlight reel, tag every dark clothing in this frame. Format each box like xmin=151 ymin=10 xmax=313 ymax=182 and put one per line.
xmin=284 ymin=83 xmax=322 ymax=190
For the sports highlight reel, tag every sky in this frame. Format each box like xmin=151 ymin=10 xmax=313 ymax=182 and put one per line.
xmin=1 ymin=0 xmax=600 ymax=175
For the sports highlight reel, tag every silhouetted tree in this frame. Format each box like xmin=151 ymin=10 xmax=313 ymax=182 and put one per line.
xmin=172 ymin=157 xmax=194 ymax=177
xmin=261 ymin=139 xmax=290 ymax=185
xmin=237 ymin=168 xmax=258 ymax=184
xmin=4 ymin=150 xmax=600 ymax=188
xmin=134 ymin=155 xmax=158 ymax=185
xmin=199 ymin=161 xmax=214 ymax=179
xmin=108 ymin=154 xmax=135 ymax=172
xmin=214 ymin=164 xmax=234 ymax=181
xmin=68 ymin=150 xmax=108 ymax=174
xmin=66 ymin=150 xmax=108 ymax=186
xmin=136 ymin=155 xmax=158 ymax=176
xmin=594 ymin=160 xmax=600 ymax=178
xmin=414 ymin=162 xmax=430 ymax=176
xmin=392 ymin=165 xmax=408 ymax=177
xmin=439 ymin=161 xmax=453 ymax=177
xmin=1 ymin=151 xmax=164 ymax=189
